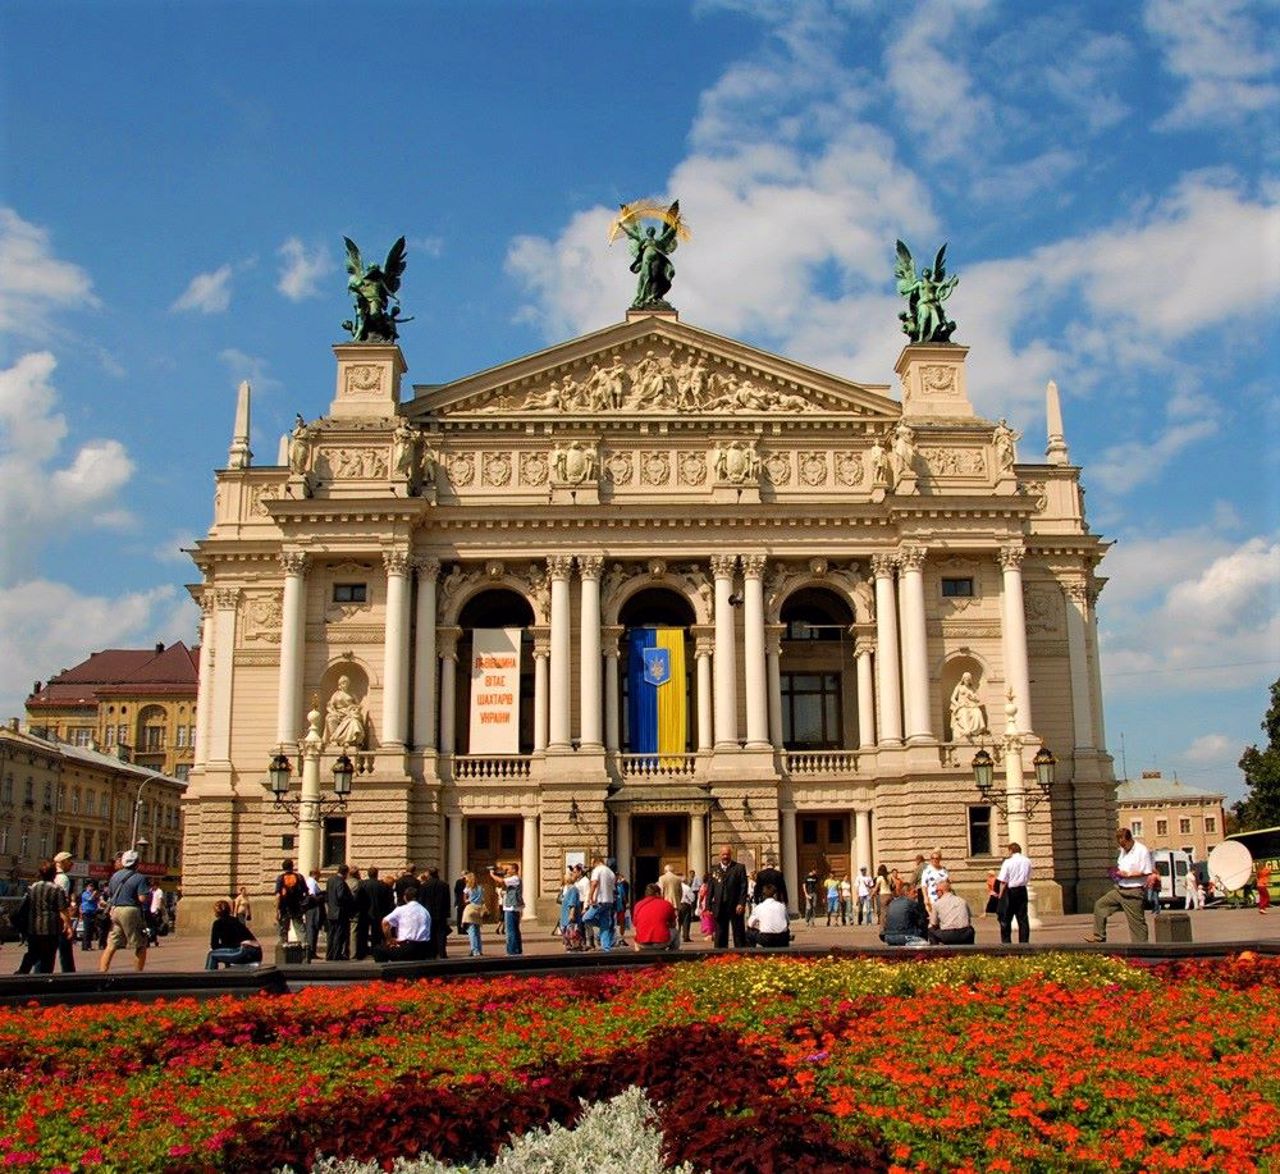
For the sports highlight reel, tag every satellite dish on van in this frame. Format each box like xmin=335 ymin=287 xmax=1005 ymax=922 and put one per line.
xmin=1208 ymin=841 xmax=1253 ymax=891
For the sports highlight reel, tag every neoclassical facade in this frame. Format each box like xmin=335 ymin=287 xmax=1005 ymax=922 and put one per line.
xmin=183 ymin=309 xmax=1116 ymax=920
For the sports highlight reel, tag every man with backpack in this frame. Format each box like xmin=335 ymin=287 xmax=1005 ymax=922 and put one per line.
xmin=274 ymin=858 xmax=308 ymax=946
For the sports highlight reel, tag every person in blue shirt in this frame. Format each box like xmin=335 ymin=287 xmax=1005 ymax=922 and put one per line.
xmin=99 ymin=850 xmax=150 ymax=973
xmin=78 ymin=881 xmax=100 ymax=951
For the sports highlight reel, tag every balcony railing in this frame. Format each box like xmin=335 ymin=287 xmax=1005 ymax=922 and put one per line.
xmin=452 ymin=755 xmax=533 ymax=781
xmin=617 ymin=753 xmax=698 ymax=779
xmin=783 ymin=749 xmax=860 ymax=776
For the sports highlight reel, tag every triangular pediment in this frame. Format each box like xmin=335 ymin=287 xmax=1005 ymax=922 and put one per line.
xmin=404 ymin=315 xmax=899 ymax=423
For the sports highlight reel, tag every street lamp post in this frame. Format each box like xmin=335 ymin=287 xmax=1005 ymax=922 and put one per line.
xmin=128 ymin=777 xmax=152 ymax=854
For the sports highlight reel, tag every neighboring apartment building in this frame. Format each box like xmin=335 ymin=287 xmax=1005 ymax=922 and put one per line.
xmin=0 ymin=722 xmax=185 ymax=885
xmin=1115 ymin=771 xmax=1226 ymax=860
xmin=25 ymin=642 xmax=199 ymax=780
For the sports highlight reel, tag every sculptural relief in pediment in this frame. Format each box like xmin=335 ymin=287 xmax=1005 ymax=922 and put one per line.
xmin=467 ymin=345 xmax=827 ymax=417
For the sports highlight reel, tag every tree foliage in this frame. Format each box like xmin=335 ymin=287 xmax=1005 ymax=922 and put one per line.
xmin=1235 ymin=677 xmax=1280 ymax=831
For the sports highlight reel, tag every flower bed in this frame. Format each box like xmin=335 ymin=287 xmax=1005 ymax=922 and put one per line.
xmin=1 ymin=953 xmax=1277 ymax=1172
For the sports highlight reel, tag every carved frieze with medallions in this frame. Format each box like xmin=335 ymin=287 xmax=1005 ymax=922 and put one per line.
xmin=921 ymin=447 xmax=987 ymax=477
xmin=447 ymin=453 xmax=475 ymax=486
xmin=678 ymin=451 xmax=707 ymax=486
xmin=520 ymin=451 xmax=549 ymax=486
xmin=763 ymin=452 xmax=792 ymax=486
xmin=640 ymin=451 xmax=670 ymax=486
xmin=482 ymin=452 xmax=512 ymax=487
xmin=239 ymin=592 xmax=282 ymax=643
xmin=798 ymin=451 xmax=829 ymax=487
xmin=607 ymin=451 xmax=635 ymax=487
xmin=835 ymin=451 xmax=865 ymax=487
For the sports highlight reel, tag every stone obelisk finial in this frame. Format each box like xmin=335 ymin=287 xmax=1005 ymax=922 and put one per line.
xmin=1045 ymin=379 xmax=1070 ymax=466
xmin=227 ymin=380 xmax=253 ymax=470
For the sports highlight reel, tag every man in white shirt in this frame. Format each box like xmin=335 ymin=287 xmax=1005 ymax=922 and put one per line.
xmin=374 ymin=884 xmax=432 ymax=962
xmin=927 ymin=879 xmax=974 ymax=945
xmin=589 ymin=855 xmax=617 ymax=951
xmin=1088 ymin=829 xmax=1154 ymax=943
xmin=920 ymin=851 xmax=949 ymax=914
xmin=854 ymin=866 xmax=876 ymax=925
xmin=746 ymin=883 xmax=790 ymax=948
xmin=996 ymin=841 xmax=1033 ymax=944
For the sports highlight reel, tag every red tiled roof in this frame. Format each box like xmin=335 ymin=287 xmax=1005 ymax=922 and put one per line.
xmin=26 ymin=643 xmax=199 ymax=707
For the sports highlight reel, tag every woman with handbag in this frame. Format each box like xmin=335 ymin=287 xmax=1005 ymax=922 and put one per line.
xmin=460 ymin=872 xmax=485 ymax=956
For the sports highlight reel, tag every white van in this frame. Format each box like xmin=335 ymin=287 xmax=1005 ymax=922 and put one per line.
xmin=1151 ymin=848 xmax=1193 ymax=907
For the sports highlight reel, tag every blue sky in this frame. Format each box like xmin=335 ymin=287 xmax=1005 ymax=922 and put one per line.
xmin=1 ymin=0 xmax=1277 ymax=801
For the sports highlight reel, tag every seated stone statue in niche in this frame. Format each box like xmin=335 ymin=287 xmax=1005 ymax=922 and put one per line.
xmin=324 ymin=675 xmax=367 ymax=749
xmin=949 ymin=672 xmax=987 ymax=740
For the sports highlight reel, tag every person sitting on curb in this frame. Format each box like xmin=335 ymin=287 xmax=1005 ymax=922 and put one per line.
xmin=632 ymin=882 xmax=678 ymax=951
xmin=205 ymin=899 xmax=262 ymax=969
xmin=927 ymin=878 xmax=975 ymax=945
xmin=373 ymin=884 xmax=432 ymax=963
xmin=880 ymin=880 xmax=928 ymax=947
xmin=746 ymin=883 xmax=791 ymax=948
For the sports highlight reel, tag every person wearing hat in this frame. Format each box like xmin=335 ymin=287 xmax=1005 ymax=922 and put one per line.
xmin=99 ymin=850 xmax=151 ymax=973
xmin=52 ymin=851 xmax=77 ymax=973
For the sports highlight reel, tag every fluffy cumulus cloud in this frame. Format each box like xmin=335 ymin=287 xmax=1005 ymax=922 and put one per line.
xmin=0 ymin=580 xmax=196 ymax=720
xmin=0 ymin=352 xmax=135 ymax=583
xmin=1145 ymin=0 xmax=1280 ymax=128
xmin=1100 ymin=532 xmax=1280 ymax=696
xmin=276 ymin=237 xmax=333 ymax=301
xmin=171 ymin=264 xmax=234 ymax=314
xmin=0 ymin=207 xmax=98 ymax=338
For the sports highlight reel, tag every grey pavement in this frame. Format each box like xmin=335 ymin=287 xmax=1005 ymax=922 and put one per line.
xmin=21 ymin=904 xmax=1277 ymax=976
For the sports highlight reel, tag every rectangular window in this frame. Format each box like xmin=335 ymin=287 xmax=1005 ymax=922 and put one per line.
xmin=781 ymin=672 xmax=842 ymax=749
xmin=499 ymin=823 xmax=517 ymax=852
xmin=333 ymin=583 xmax=367 ymax=603
xmin=322 ymin=817 xmax=347 ymax=869
xmin=800 ymin=818 xmax=818 ymax=846
xmin=175 ymin=726 xmax=188 ymax=748
xmin=1205 ymin=817 xmax=1217 ymax=834
xmin=72 ymin=728 xmax=92 ymax=746
xmin=175 ymin=765 xmax=190 ymax=782
xmin=827 ymin=818 xmax=845 ymax=845
xmin=1130 ymin=819 xmax=1143 ymax=837
xmin=105 ymin=726 xmax=116 ymax=746
xmin=941 ymin=578 xmax=974 ymax=597
xmin=1156 ymin=819 xmax=1168 ymax=837
xmin=1179 ymin=818 xmax=1192 ymax=835
xmin=71 ymin=790 xmax=80 ymax=814
xmin=968 ymin=806 xmax=992 ymax=856
xmin=144 ymin=727 xmax=166 ymax=750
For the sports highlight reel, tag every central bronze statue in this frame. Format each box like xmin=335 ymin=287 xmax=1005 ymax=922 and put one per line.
xmin=342 ymin=236 xmax=410 ymax=343
xmin=610 ymin=200 xmax=690 ymax=311
xmin=894 ymin=239 xmax=959 ymax=344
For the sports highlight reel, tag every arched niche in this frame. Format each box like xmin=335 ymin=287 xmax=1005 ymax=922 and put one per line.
xmin=778 ymin=588 xmax=856 ymax=751
xmin=942 ymin=652 xmax=990 ymax=743
xmin=454 ymin=588 xmax=535 ymax=755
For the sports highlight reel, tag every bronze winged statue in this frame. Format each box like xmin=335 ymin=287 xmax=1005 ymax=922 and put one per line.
xmin=616 ymin=200 xmax=684 ymax=310
xmin=342 ymin=236 xmax=411 ymax=343
xmin=894 ymin=239 xmax=959 ymax=344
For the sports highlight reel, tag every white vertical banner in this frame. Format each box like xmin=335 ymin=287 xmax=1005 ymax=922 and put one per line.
xmin=469 ymin=628 xmax=522 ymax=754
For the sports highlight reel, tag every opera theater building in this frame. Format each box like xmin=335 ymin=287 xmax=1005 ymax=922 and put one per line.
xmin=183 ymin=296 xmax=1117 ymax=921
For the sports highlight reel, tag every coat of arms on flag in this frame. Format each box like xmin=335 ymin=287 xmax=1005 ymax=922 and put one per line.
xmin=642 ymin=647 xmax=671 ymax=686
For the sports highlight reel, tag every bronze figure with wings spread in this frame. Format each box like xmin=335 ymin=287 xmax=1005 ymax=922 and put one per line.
xmin=342 ymin=236 xmax=411 ymax=343
xmin=615 ymin=200 xmax=685 ymax=310
xmin=894 ymin=239 xmax=959 ymax=344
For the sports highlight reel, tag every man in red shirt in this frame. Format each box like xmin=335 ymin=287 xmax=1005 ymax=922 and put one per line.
xmin=631 ymin=883 xmax=677 ymax=951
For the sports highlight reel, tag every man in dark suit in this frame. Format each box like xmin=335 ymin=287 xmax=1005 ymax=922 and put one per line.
xmin=710 ymin=843 xmax=749 ymax=948
xmin=752 ymin=852 xmax=788 ymax=910
xmin=418 ymin=866 xmax=454 ymax=958
xmin=356 ymin=866 xmax=394 ymax=957
xmin=324 ymin=864 xmax=356 ymax=961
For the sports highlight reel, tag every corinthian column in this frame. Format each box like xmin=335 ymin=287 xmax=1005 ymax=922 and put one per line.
xmin=1064 ymin=580 xmax=1095 ymax=752
xmin=382 ymin=549 xmax=411 ymax=747
xmin=741 ymin=554 xmax=769 ymax=748
xmin=412 ymin=556 xmax=440 ymax=750
xmin=711 ymin=554 xmax=739 ymax=749
xmin=578 ymin=555 xmax=604 ymax=750
xmin=855 ymin=636 xmax=876 ymax=749
xmin=548 ymin=555 xmax=574 ymax=749
xmin=871 ymin=554 xmax=903 ymax=746
xmin=208 ymin=587 xmax=240 ymax=765
xmin=276 ymin=551 xmax=309 ymax=749
xmin=999 ymin=544 xmax=1033 ymax=734
xmin=695 ymin=633 xmax=714 ymax=752
xmin=603 ymin=626 xmax=622 ymax=753
xmin=194 ymin=592 xmax=215 ymax=769
xmin=532 ymin=631 xmax=550 ymax=753
xmin=438 ymin=628 xmax=460 ymax=756
xmin=766 ymin=625 xmax=784 ymax=749
xmin=897 ymin=543 xmax=933 ymax=741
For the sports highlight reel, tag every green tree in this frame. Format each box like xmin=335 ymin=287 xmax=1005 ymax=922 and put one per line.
xmin=1235 ymin=677 xmax=1280 ymax=830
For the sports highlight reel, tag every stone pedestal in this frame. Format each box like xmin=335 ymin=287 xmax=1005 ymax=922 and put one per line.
xmin=331 ymin=343 xmax=407 ymax=420
xmin=896 ymin=344 xmax=973 ymax=419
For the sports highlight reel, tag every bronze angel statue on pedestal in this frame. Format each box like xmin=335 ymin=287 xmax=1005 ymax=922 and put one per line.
xmin=895 ymin=239 xmax=959 ymax=344
xmin=342 ymin=236 xmax=411 ymax=343
xmin=610 ymin=200 xmax=689 ymax=311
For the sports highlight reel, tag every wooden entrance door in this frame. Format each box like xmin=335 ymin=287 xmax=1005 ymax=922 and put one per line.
xmin=631 ymin=815 xmax=688 ymax=895
xmin=796 ymin=812 xmax=850 ymax=880
xmin=467 ymin=817 xmax=521 ymax=917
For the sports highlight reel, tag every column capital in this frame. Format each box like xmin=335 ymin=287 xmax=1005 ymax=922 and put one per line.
xmin=741 ymin=553 xmax=768 ymax=578
xmin=695 ymin=634 xmax=716 ymax=658
xmin=601 ymin=624 xmax=625 ymax=656
xmin=532 ymin=631 xmax=551 ymax=658
xmin=1062 ymin=578 xmax=1090 ymax=609
xmin=577 ymin=554 xmax=604 ymax=580
xmin=195 ymin=588 xmax=215 ymax=618
xmin=765 ymin=623 xmax=785 ymax=658
xmin=438 ymin=626 xmax=462 ymax=659
xmin=383 ymin=549 xmax=411 ymax=576
xmin=855 ymin=635 xmax=876 ymax=657
xmin=710 ymin=553 xmax=738 ymax=579
xmin=547 ymin=554 xmax=574 ymax=580
xmin=997 ymin=542 xmax=1026 ymax=572
xmin=412 ymin=554 xmax=441 ymax=579
xmin=896 ymin=542 xmax=927 ymax=573
xmin=212 ymin=586 xmax=241 ymax=609
xmin=279 ymin=550 xmax=309 ymax=576
xmin=870 ymin=552 xmax=896 ymax=579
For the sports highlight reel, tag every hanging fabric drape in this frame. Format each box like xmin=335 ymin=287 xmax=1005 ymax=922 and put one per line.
xmin=625 ymin=627 xmax=686 ymax=763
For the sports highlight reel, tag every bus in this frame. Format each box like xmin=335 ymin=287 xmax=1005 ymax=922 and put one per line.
xmin=1224 ymin=827 xmax=1280 ymax=905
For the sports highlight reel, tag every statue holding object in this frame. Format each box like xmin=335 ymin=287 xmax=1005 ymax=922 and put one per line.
xmin=610 ymin=199 xmax=690 ymax=311
xmin=342 ymin=236 xmax=412 ymax=343
xmin=894 ymin=239 xmax=959 ymax=344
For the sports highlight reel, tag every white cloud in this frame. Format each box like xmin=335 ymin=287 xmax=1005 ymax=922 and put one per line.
xmin=1184 ymin=733 xmax=1234 ymax=764
xmin=0 ymin=208 xmax=98 ymax=338
xmin=276 ymin=237 xmax=333 ymax=301
xmin=1090 ymin=415 xmax=1219 ymax=495
xmin=0 ymin=353 xmax=137 ymax=582
xmin=218 ymin=348 xmax=281 ymax=395
xmin=171 ymin=264 xmax=234 ymax=314
xmin=0 ymin=580 xmax=197 ymax=721
xmin=1145 ymin=0 xmax=1280 ymax=128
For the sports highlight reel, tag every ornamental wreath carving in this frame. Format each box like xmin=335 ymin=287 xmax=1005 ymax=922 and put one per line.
xmin=679 ymin=451 xmax=708 ymax=486
xmin=240 ymin=593 xmax=282 ymax=643
xmin=763 ymin=451 xmax=792 ymax=486
xmin=835 ymin=451 xmax=865 ymax=487
xmin=713 ymin=440 xmax=761 ymax=484
xmin=799 ymin=451 xmax=829 ymax=487
xmin=607 ymin=450 xmax=635 ymax=486
xmin=640 ymin=451 xmax=671 ymax=486
xmin=482 ymin=452 xmax=512 ymax=487
xmin=520 ymin=451 xmax=549 ymax=486
xmin=447 ymin=453 xmax=475 ymax=486
xmin=551 ymin=440 xmax=598 ymax=485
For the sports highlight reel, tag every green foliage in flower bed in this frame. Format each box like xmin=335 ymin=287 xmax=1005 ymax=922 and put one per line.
xmin=0 ymin=952 xmax=1276 ymax=1172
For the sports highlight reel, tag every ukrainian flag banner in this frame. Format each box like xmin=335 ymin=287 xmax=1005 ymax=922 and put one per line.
xmin=625 ymin=627 xmax=686 ymax=760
